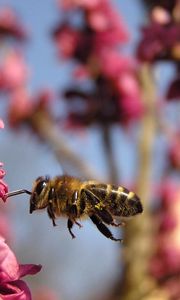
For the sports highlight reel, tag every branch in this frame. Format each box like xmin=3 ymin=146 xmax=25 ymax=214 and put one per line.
xmin=29 ymin=110 xmax=101 ymax=180
xmin=119 ymin=64 xmax=158 ymax=300
xmin=101 ymin=125 xmax=119 ymax=184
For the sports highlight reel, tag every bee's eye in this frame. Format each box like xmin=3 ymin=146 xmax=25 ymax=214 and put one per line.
xmin=36 ymin=181 xmax=47 ymax=195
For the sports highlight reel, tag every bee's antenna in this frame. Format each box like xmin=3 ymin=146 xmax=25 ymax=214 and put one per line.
xmin=6 ymin=189 xmax=32 ymax=198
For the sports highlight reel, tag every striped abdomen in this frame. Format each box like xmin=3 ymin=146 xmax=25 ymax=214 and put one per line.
xmin=84 ymin=183 xmax=143 ymax=218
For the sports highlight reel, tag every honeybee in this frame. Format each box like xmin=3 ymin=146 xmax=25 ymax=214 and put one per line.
xmin=6 ymin=175 xmax=143 ymax=242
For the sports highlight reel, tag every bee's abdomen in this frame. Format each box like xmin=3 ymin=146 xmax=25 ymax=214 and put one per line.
xmin=106 ymin=185 xmax=143 ymax=217
xmin=106 ymin=185 xmax=127 ymax=208
xmin=82 ymin=182 xmax=142 ymax=218
xmin=89 ymin=184 xmax=107 ymax=200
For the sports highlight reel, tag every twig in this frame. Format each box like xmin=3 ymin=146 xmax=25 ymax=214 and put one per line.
xmin=118 ymin=64 xmax=157 ymax=300
xmin=29 ymin=109 xmax=101 ymax=180
xmin=101 ymin=125 xmax=119 ymax=184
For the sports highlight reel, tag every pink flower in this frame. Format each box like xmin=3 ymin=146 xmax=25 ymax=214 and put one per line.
xmin=0 ymin=163 xmax=8 ymax=202
xmin=0 ymin=212 xmax=11 ymax=240
xmin=159 ymin=211 xmax=177 ymax=232
xmin=0 ymin=7 xmax=26 ymax=41
xmin=150 ymin=183 xmax=180 ymax=283
xmin=97 ymin=49 xmax=136 ymax=79
xmin=168 ymin=133 xmax=180 ymax=169
xmin=54 ymin=1 xmax=129 ymax=62
xmin=0 ymin=51 xmax=29 ymax=91
xmin=0 ymin=180 xmax=8 ymax=202
xmin=87 ymin=1 xmax=129 ymax=45
xmin=0 ymin=236 xmax=41 ymax=300
xmin=159 ymin=180 xmax=178 ymax=208
xmin=0 ymin=163 xmax=5 ymax=179
xmin=60 ymin=0 xmax=105 ymax=10
xmin=137 ymin=23 xmax=180 ymax=62
xmin=8 ymin=88 xmax=53 ymax=129
xmin=119 ymin=95 xmax=144 ymax=124
xmin=150 ymin=244 xmax=180 ymax=279
xmin=166 ymin=73 xmax=180 ymax=101
xmin=151 ymin=6 xmax=171 ymax=25
xmin=116 ymin=71 xmax=144 ymax=124
xmin=0 ymin=125 xmax=8 ymax=202
xmin=8 ymin=88 xmax=33 ymax=128
xmin=73 ymin=65 xmax=90 ymax=79
xmin=0 ymin=120 xmax=4 ymax=129
xmin=53 ymin=24 xmax=80 ymax=58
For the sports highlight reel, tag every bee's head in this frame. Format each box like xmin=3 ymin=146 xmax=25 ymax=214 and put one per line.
xmin=30 ymin=176 xmax=50 ymax=213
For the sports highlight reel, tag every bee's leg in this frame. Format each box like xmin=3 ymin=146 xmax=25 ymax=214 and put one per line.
xmin=68 ymin=204 xmax=82 ymax=228
xmin=67 ymin=219 xmax=76 ymax=239
xmin=47 ymin=200 xmax=57 ymax=227
xmin=90 ymin=215 xmax=123 ymax=242
xmin=83 ymin=189 xmax=124 ymax=227
xmin=69 ymin=204 xmax=78 ymax=217
xmin=95 ymin=208 xmax=125 ymax=227
xmin=47 ymin=188 xmax=57 ymax=226
xmin=111 ymin=221 xmax=125 ymax=227
xmin=74 ymin=220 xmax=83 ymax=228
xmin=72 ymin=190 xmax=78 ymax=204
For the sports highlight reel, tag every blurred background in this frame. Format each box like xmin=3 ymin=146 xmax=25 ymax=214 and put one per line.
xmin=0 ymin=0 xmax=179 ymax=300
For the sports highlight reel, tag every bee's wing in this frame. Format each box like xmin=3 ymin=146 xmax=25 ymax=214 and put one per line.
xmin=82 ymin=188 xmax=115 ymax=225
xmin=82 ymin=188 xmax=101 ymax=206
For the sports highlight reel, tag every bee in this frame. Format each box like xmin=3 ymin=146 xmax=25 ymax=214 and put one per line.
xmin=6 ymin=175 xmax=143 ymax=242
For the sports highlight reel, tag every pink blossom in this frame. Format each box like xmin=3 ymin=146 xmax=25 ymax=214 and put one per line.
xmin=150 ymin=244 xmax=180 ymax=279
xmin=73 ymin=65 xmax=90 ymax=79
xmin=166 ymin=73 xmax=180 ymax=100
xmin=53 ymin=24 xmax=80 ymax=58
xmin=97 ymin=49 xmax=136 ymax=80
xmin=0 ymin=212 xmax=11 ymax=240
xmin=60 ymin=0 xmax=104 ymax=10
xmin=54 ymin=1 xmax=129 ymax=60
xmin=150 ymin=184 xmax=180 ymax=282
xmin=0 ymin=7 xmax=26 ymax=40
xmin=165 ymin=279 xmax=180 ymax=300
xmin=87 ymin=1 xmax=129 ymax=44
xmin=87 ymin=0 xmax=128 ymax=36
xmin=0 ymin=120 xmax=4 ymax=129
xmin=89 ymin=5 xmax=129 ymax=49
xmin=92 ymin=16 xmax=129 ymax=50
xmin=116 ymin=74 xmax=143 ymax=123
xmin=119 ymin=96 xmax=144 ymax=123
xmin=0 ymin=180 xmax=8 ymax=202
xmin=0 ymin=51 xmax=29 ymax=91
xmin=8 ymin=88 xmax=53 ymax=129
xmin=137 ymin=23 xmax=180 ymax=62
xmin=151 ymin=6 xmax=171 ymax=25
xmin=8 ymin=88 xmax=33 ymax=128
xmin=0 ymin=171 xmax=5 ymax=179
xmin=0 ymin=163 xmax=5 ymax=179
xmin=0 ymin=236 xmax=41 ymax=300
xmin=0 ymin=163 xmax=8 ymax=202
xmin=55 ymin=0 xmax=141 ymax=127
xmin=0 ymin=128 xmax=8 ymax=202
xmin=158 ymin=211 xmax=177 ymax=232
xmin=168 ymin=133 xmax=180 ymax=169
xmin=159 ymin=180 xmax=178 ymax=208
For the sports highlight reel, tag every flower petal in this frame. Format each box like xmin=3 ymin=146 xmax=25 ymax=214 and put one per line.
xmin=0 ymin=239 xmax=19 ymax=282
xmin=0 ymin=180 xmax=9 ymax=202
xmin=0 ymin=119 xmax=4 ymax=128
xmin=18 ymin=264 xmax=42 ymax=278
xmin=0 ymin=280 xmax=32 ymax=300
